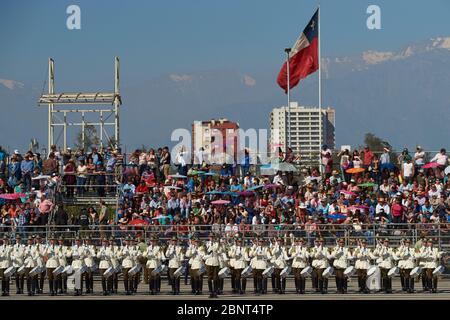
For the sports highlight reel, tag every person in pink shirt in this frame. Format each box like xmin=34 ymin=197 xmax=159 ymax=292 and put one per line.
xmin=39 ymin=195 xmax=54 ymax=214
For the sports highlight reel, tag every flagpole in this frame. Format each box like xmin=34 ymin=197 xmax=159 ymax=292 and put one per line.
xmin=318 ymin=6 xmax=323 ymax=175
xmin=285 ymin=48 xmax=291 ymax=153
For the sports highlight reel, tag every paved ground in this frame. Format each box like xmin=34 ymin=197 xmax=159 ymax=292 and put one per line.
xmin=2 ymin=276 xmax=450 ymax=300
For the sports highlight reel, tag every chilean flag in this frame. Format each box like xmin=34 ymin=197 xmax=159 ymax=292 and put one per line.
xmin=277 ymin=9 xmax=319 ymax=93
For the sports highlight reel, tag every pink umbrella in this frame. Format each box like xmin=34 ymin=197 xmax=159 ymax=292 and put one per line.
xmin=238 ymin=191 xmax=254 ymax=197
xmin=422 ymin=162 xmax=440 ymax=169
xmin=0 ymin=193 xmax=27 ymax=200
xmin=211 ymin=199 xmax=230 ymax=205
xmin=263 ymin=184 xmax=281 ymax=189
xmin=340 ymin=190 xmax=356 ymax=196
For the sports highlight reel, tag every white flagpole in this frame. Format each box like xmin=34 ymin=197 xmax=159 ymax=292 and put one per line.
xmin=285 ymin=48 xmax=291 ymax=153
xmin=318 ymin=6 xmax=323 ymax=174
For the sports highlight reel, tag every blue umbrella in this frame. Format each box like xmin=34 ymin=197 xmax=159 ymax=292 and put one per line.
xmin=205 ymin=191 xmax=225 ymax=195
xmin=326 ymin=214 xmax=347 ymax=220
xmin=247 ymin=185 xmax=264 ymax=191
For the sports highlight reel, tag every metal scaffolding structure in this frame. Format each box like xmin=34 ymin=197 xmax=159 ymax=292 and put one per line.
xmin=38 ymin=57 xmax=122 ymax=150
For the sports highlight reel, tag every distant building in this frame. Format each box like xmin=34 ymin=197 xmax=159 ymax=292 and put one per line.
xmin=192 ymin=118 xmax=239 ymax=164
xmin=270 ymin=102 xmax=335 ymax=161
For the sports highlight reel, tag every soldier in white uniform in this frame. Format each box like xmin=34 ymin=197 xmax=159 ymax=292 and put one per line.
xmin=0 ymin=235 xmax=12 ymax=296
xmin=44 ymin=234 xmax=60 ymax=296
xmin=354 ymin=239 xmax=371 ymax=293
xmin=97 ymin=237 xmax=113 ymax=295
xmin=249 ymin=238 xmax=271 ymax=294
xmin=56 ymin=236 xmax=70 ymax=294
xmin=329 ymin=238 xmax=353 ymax=294
xmin=373 ymin=238 xmax=395 ymax=293
xmin=143 ymin=236 xmax=166 ymax=294
xmin=185 ymin=236 xmax=206 ymax=295
xmin=394 ymin=239 xmax=415 ymax=293
xmin=311 ymin=238 xmax=330 ymax=294
xmin=34 ymin=235 xmax=46 ymax=294
xmin=23 ymin=236 xmax=40 ymax=296
xmin=289 ymin=238 xmax=309 ymax=294
xmin=217 ymin=238 xmax=228 ymax=294
xmin=228 ymin=236 xmax=249 ymax=294
xmin=204 ymin=236 xmax=221 ymax=298
xmin=109 ymin=236 xmax=121 ymax=294
xmin=70 ymin=236 xmax=87 ymax=296
xmin=120 ymin=235 xmax=137 ymax=295
xmin=166 ymin=236 xmax=184 ymax=295
xmin=271 ymin=237 xmax=290 ymax=294
xmin=11 ymin=234 xmax=25 ymax=294
xmin=84 ymin=236 xmax=97 ymax=294
xmin=420 ymin=239 xmax=442 ymax=293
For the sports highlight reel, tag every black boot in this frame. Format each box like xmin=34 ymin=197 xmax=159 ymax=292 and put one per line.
xmin=343 ymin=278 xmax=348 ymax=293
xmin=253 ymin=277 xmax=258 ymax=293
xmin=400 ymin=275 xmax=405 ymax=291
xmin=16 ymin=277 xmax=21 ymax=294
xmin=191 ymin=277 xmax=195 ymax=294
xmin=1 ymin=279 xmax=6 ymax=296
xmin=322 ymin=278 xmax=328 ymax=294
xmin=219 ymin=278 xmax=224 ymax=294
xmin=301 ymin=278 xmax=306 ymax=294
xmin=102 ymin=278 xmax=107 ymax=295
xmin=336 ymin=277 xmax=342 ymax=294
xmin=208 ymin=280 xmax=214 ymax=298
xmin=263 ymin=278 xmax=268 ymax=294
xmin=281 ymin=278 xmax=286 ymax=294
xmin=386 ymin=278 xmax=392 ymax=293
xmin=149 ymin=278 xmax=154 ymax=294
xmin=432 ymin=278 xmax=438 ymax=293
xmin=409 ymin=278 xmax=415 ymax=293
xmin=235 ymin=279 xmax=241 ymax=294
xmin=157 ymin=277 xmax=161 ymax=293
xmin=242 ymin=278 xmax=246 ymax=294
xmin=319 ymin=278 xmax=324 ymax=293
xmin=271 ymin=275 xmax=277 ymax=293
xmin=125 ymin=280 xmax=130 ymax=295
xmin=49 ymin=281 xmax=54 ymax=296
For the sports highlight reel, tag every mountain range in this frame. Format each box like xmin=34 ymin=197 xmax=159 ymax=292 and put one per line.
xmin=1 ymin=36 xmax=449 ymax=153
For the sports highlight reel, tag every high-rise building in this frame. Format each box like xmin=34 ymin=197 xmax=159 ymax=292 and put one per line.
xmin=270 ymin=102 xmax=335 ymax=162
xmin=192 ymin=118 xmax=239 ymax=164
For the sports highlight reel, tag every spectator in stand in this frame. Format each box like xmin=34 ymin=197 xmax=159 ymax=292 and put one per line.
xmin=430 ymin=148 xmax=449 ymax=179
xmin=63 ymin=159 xmax=76 ymax=197
xmin=76 ymin=159 xmax=88 ymax=196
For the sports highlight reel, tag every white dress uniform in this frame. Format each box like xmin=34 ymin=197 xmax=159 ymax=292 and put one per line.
xmin=56 ymin=245 xmax=70 ymax=268
xmin=97 ymin=245 xmax=113 ymax=269
xmin=120 ymin=245 xmax=137 ymax=269
xmin=70 ymin=245 xmax=87 ymax=269
xmin=271 ymin=245 xmax=290 ymax=269
xmin=289 ymin=245 xmax=310 ymax=269
xmin=0 ymin=243 xmax=12 ymax=269
xmin=45 ymin=245 xmax=60 ymax=269
xmin=205 ymin=242 xmax=221 ymax=267
xmin=330 ymin=246 xmax=353 ymax=269
xmin=229 ymin=245 xmax=249 ymax=270
xmin=84 ymin=245 xmax=97 ymax=269
xmin=249 ymin=246 xmax=271 ymax=270
xmin=144 ymin=244 xmax=165 ymax=269
xmin=166 ymin=244 xmax=184 ymax=269
xmin=185 ymin=245 xmax=206 ymax=270
xmin=11 ymin=243 xmax=25 ymax=268
xmin=396 ymin=246 xmax=416 ymax=270
xmin=24 ymin=245 xmax=40 ymax=268
xmin=355 ymin=246 xmax=372 ymax=270
xmin=311 ymin=245 xmax=329 ymax=269
xmin=373 ymin=245 xmax=395 ymax=269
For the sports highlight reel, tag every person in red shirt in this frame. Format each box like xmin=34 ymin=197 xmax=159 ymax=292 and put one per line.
xmin=136 ymin=180 xmax=149 ymax=195
xmin=391 ymin=197 xmax=406 ymax=227
xmin=363 ymin=146 xmax=374 ymax=169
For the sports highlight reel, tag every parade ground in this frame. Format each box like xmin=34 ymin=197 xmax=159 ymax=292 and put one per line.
xmin=2 ymin=277 xmax=450 ymax=300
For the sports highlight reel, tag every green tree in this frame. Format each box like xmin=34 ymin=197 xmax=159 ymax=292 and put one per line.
xmin=363 ymin=133 xmax=393 ymax=152
xmin=74 ymin=125 xmax=100 ymax=150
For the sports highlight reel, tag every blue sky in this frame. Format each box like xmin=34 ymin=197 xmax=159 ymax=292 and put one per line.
xmin=1 ymin=0 xmax=449 ymax=89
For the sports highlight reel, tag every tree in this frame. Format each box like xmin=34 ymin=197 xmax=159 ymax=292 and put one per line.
xmin=74 ymin=125 xmax=100 ymax=150
xmin=363 ymin=133 xmax=393 ymax=152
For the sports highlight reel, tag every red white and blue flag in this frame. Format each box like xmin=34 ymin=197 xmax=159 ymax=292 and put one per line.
xmin=277 ymin=9 xmax=319 ymax=93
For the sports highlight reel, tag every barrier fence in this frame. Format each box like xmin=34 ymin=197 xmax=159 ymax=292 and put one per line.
xmin=2 ymin=223 xmax=450 ymax=250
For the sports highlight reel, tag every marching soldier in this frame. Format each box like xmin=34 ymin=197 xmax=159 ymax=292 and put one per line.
xmin=166 ymin=236 xmax=184 ymax=295
xmin=185 ymin=236 xmax=206 ymax=295
xmin=204 ymin=235 xmax=221 ymax=298
xmin=395 ymin=239 xmax=416 ymax=293
xmin=84 ymin=236 xmax=96 ymax=294
xmin=109 ymin=236 xmax=121 ymax=294
xmin=249 ymin=237 xmax=258 ymax=293
xmin=34 ymin=235 xmax=46 ymax=294
xmin=97 ymin=237 xmax=114 ymax=295
xmin=44 ymin=234 xmax=59 ymax=296
xmin=396 ymin=239 xmax=406 ymax=291
xmin=271 ymin=236 xmax=290 ymax=294
xmin=420 ymin=239 xmax=442 ymax=293
xmin=0 ymin=235 xmax=12 ymax=296
xmin=249 ymin=238 xmax=271 ymax=294
xmin=311 ymin=238 xmax=330 ymax=294
xmin=120 ymin=235 xmax=137 ymax=295
xmin=143 ymin=236 xmax=166 ymax=295
xmin=228 ymin=236 xmax=249 ymax=294
xmin=373 ymin=238 xmax=395 ymax=293
xmin=289 ymin=237 xmax=309 ymax=294
xmin=354 ymin=239 xmax=371 ymax=293
xmin=70 ymin=236 xmax=88 ymax=296
xmin=23 ymin=236 xmax=39 ymax=296
xmin=131 ymin=237 xmax=143 ymax=293
xmin=56 ymin=236 xmax=70 ymax=294
xmin=11 ymin=234 xmax=25 ymax=294
xmin=330 ymin=238 xmax=353 ymax=294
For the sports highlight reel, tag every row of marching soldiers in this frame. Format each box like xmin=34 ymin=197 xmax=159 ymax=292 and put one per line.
xmin=0 ymin=233 xmax=446 ymax=296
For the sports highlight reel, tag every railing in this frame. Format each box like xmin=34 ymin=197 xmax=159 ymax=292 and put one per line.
xmin=2 ymin=223 xmax=449 ymax=250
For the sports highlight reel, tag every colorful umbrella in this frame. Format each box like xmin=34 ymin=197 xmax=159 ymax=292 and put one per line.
xmin=422 ymin=162 xmax=440 ymax=169
xmin=445 ymin=166 xmax=450 ymax=175
xmin=31 ymin=175 xmax=51 ymax=180
xmin=205 ymin=191 xmax=225 ymax=195
xmin=169 ymin=174 xmax=187 ymax=179
xmin=340 ymin=190 xmax=357 ymax=196
xmin=0 ymin=193 xmax=27 ymax=200
xmin=237 ymin=191 xmax=254 ymax=197
xmin=188 ymin=170 xmax=206 ymax=175
xmin=326 ymin=213 xmax=347 ymax=220
xmin=357 ymin=182 xmax=377 ymax=188
xmin=211 ymin=199 xmax=230 ymax=205
xmin=247 ymin=185 xmax=264 ymax=191
xmin=348 ymin=205 xmax=370 ymax=210
xmin=263 ymin=184 xmax=281 ymax=189
xmin=200 ymin=172 xmax=217 ymax=176
xmin=128 ymin=219 xmax=149 ymax=226
xmin=346 ymin=167 xmax=365 ymax=174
